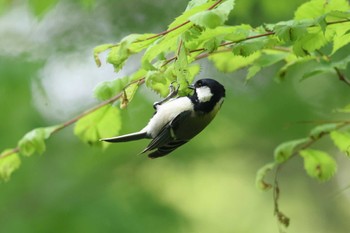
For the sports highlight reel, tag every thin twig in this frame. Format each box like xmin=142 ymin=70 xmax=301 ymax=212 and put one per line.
xmin=0 ymin=78 xmax=146 ymax=160
xmin=140 ymin=0 xmax=224 ymax=42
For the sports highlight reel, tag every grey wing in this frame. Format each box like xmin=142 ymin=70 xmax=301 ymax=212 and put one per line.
xmin=141 ymin=110 xmax=192 ymax=158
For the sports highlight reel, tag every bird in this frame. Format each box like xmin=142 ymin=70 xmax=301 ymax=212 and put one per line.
xmin=100 ymin=78 xmax=225 ymax=158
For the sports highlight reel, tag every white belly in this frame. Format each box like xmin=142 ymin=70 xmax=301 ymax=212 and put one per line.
xmin=143 ymin=97 xmax=193 ymax=138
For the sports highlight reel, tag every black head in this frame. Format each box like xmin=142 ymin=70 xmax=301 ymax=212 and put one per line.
xmin=189 ymin=79 xmax=225 ymax=113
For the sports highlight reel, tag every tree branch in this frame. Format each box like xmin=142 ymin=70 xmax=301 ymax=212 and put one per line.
xmin=0 ymin=78 xmax=145 ymax=160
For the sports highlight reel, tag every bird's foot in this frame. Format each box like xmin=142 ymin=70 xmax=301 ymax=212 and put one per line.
xmin=153 ymin=81 xmax=180 ymax=109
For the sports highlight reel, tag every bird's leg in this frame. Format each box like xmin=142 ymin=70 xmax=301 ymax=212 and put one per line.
xmin=153 ymin=81 xmax=180 ymax=109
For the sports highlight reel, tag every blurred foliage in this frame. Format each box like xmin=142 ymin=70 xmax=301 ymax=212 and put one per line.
xmin=1 ymin=0 xmax=350 ymax=233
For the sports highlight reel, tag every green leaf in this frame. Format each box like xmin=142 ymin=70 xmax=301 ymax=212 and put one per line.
xmin=189 ymin=0 xmax=235 ymax=29
xmin=294 ymin=26 xmax=328 ymax=55
xmin=145 ymin=68 xmax=173 ymax=97
xmin=224 ymin=24 xmax=252 ymax=41
xmin=128 ymin=33 xmax=158 ymax=53
xmin=246 ymin=66 xmax=261 ymax=81
xmin=93 ymin=43 xmax=114 ymax=67
xmin=232 ymin=35 xmax=279 ymax=57
xmin=94 ymin=78 xmax=124 ymax=101
xmin=190 ymin=11 xmax=224 ymax=29
xmin=254 ymin=50 xmax=288 ymax=67
xmin=274 ymin=138 xmax=309 ymax=163
xmin=309 ymin=123 xmax=339 ymax=139
xmin=107 ymin=34 xmax=157 ymax=72
xmin=246 ymin=50 xmax=288 ymax=80
xmin=18 ymin=126 xmax=59 ymax=156
xmin=299 ymin=149 xmax=337 ymax=181
xmin=169 ymin=1 xmax=214 ymax=29
xmin=330 ymin=130 xmax=350 ymax=156
xmin=274 ymin=20 xmax=303 ymax=42
xmin=294 ymin=0 xmax=350 ymax=20
xmin=209 ymin=51 xmax=260 ymax=73
xmin=255 ymin=162 xmax=276 ymax=191
xmin=120 ymin=82 xmax=139 ymax=109
xmin=332 ymin=29 xmax=350 ymax=54
xmin=276 ymin=55 xmax=316 ymax=81
xmin=142 ymin=36 xmax=178 ymax=70
xmin=174 ymin=43 xmax=191 ymax=95
xmin=74 ymin=105 xmax=121 ymax=148
xmin=301 ymin=60 xmax=333 ymax=80
xmin=0 ymin=150 xmax=21 ymax=182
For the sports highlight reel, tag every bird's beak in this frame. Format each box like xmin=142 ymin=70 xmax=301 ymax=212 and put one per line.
xmin=188 ymin=84 xmax=195 ymax=90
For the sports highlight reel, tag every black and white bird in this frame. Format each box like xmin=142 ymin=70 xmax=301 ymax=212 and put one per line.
xmin=101 ymin=78 xmax=225 ymax=158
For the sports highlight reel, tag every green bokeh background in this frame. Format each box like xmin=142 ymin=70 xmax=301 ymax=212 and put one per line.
xmin=1 ymin=0 xmax=350 ymax=232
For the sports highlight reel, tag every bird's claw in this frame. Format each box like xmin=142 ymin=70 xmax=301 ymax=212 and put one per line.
xmin=153 ymin=81 xmax=180 ymax=109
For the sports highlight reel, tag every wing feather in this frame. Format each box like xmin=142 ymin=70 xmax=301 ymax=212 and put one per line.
xmin=141 ymin=110 xmax=192 ymax=157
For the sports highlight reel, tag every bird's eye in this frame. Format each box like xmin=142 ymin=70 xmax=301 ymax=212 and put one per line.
xmin=197 ymin=80 xmax=202 ymax=87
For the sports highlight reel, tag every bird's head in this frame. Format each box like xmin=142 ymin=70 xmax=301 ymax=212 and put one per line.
xmin=188 ymin=79 xmax=225 ymax=113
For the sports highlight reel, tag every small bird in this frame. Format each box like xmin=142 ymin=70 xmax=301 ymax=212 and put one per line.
xmin=101 ymin=78 xmax=225 ymax=158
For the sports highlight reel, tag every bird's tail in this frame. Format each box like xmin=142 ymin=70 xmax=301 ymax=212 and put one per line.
xmin=100 ymin=131 xmax=149 ymax=143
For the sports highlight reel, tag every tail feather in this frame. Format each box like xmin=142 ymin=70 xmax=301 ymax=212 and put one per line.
xmin=100 ymin=131 xmax=148 ymax=143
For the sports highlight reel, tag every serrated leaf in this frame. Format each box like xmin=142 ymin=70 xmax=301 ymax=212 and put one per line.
xmin=94 ymin=78 xmax=124 ymax=101
xmin=274 ymin=138 xmax=309 ymax=163
xmin=255 ymin=162 xmax=276 ymax=191
xmin=190 ymin=11 xmax=224 ymax=29
xmin=145 ymin=68 xmax=173 ymax=97
xmin=330 ymin=130 xmax=350 ymax=156
xmin=174 ymin=43 xmax=191 ymax=95
xmin=189 ymin=0 xmax=235 ymax=29
xmin=209 ymin=51 xmax=260 ymax=73
xmin=274 ymin=20 xmax=314 ymax=44
xmin=107 ymin=44 xmax=129 ymax=72
xmin=169 ymin=1 xmax=214 ymax=29
xmin=294 ymin=0 xmax=350 ymax=20
xmin=309 ymin=123 xmax=339 ymax=139
xmin=299 ymin=149 xmax=337 ymax=181
xmin=128 ymin=34 xmax=158 ymax=53
xmin=74 ymin=105 xmax=121 ymax=148
xmin=107 ymin=34 xmax=157 ymax=72
xmin=18 ymin=126 xmax=60 ymax=156
xmin=0 ymin=150 xmax=21 ymax=182
xmin=142 ymin=36 xmax=178 ymax=70
xmin=295 ymin=27 xmax=328 ymax=54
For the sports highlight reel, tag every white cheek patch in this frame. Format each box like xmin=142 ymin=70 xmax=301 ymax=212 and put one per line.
xmin=196 ymin=86 xmax=213 ymax=102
